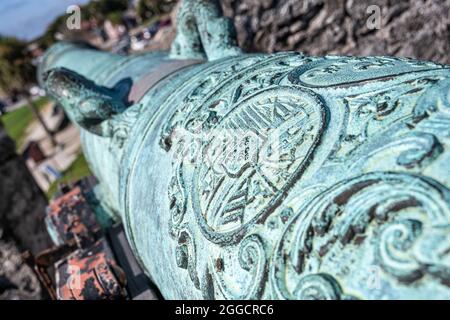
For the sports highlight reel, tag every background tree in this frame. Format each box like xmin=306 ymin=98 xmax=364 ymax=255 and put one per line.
xmin=36 ymin=0 xmax=130 ymax=49
xmin=89 ymin=0 xmax=128 ymax=17
xmin=137 ymin=0 xmax=176 ymax=22
xmin=0 ymin=36 xmax=56 ymax=146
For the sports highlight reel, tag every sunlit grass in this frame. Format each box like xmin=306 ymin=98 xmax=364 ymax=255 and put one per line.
xmin=0 ymin=97 xmax=50 ymax=148
xmin=46 ymin=152 xmax=92 ymax=199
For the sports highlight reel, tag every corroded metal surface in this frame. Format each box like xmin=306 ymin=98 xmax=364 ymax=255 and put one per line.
xmin=55 ymin=240 xmax=126 ymax=300
xmin=40 ymin=1 xmax=450 ymax=300
xmin=45 ymin=186 xmax=100 ymax=247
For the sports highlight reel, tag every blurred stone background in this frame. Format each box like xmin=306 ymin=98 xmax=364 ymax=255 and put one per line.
xmin=221 ymin=0 xmax=450 ymax=64
xmin=0 ymin=122 xmax=51 ymax=299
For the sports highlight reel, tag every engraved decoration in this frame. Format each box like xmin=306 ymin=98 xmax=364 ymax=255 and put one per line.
xmin=40 ymin=0 xmax=450 ymax=300
xmin=190 ymin=87 xmax=326 ymax=242
xmin=162 ymin=54 xmax=450 ymax=299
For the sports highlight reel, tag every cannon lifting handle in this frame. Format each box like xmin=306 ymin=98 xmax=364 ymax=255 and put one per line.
xmin=169 ymin=0 xmax=242 ymax=61
xmin=43 ymin=68 xmax=127 ymax=137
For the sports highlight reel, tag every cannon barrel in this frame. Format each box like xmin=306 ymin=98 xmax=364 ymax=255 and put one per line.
xmin=39 ymin=42 xmax=203 ymax=219
xmin=40 ymin=1 xmax=450 ymax=300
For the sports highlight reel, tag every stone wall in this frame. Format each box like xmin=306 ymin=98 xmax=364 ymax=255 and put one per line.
xmin=0 ymin=122 xmax=51 ymax=253
xmin=0 ymin=121 xmax=51 ymax=299
xmin=0 ymin=240 xmax=42 ymax=299
xmin=221 ymin=0 xmax=450 ymax=65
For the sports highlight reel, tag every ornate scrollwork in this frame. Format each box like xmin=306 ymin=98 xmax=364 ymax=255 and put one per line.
xmin=168 ymin=164 xmax=187 ymax=238
xmin=160 ymin=53 xmax=307 ymax=152
xmin=210 ymin=234 xmax=267 ymax=299
xmin=157 ymin=54 xmax=450 ymax=299
xmin=167 ymin=86 xmax=329 ymax=245
xmin=160 ymin=55 xmax=267 ymax=151
xmin=163 ymin=53 xmax=325 ymax=294
xmin=348 ymin=131 xmax=443 ymax=172
xmin=175 ymin=228 xmax=200 ymax=289
xmin=331 ymin=76 xmax=445 ymax=162
xmin=376 ymin=219 xmax=424 ymax=282
xmin=414 ymin=78 xmax=450 ymax=119
xmin=288 ymin=56 xmax=445 ymax=88
xmin=292 ymin=274 xmax=345 ymax=300
xmin=270 ymin=172 xmax=450 ymax=299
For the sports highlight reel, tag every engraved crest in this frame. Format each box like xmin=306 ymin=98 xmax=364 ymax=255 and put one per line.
xmin=185 ymin=87 xmax=328 ymax=242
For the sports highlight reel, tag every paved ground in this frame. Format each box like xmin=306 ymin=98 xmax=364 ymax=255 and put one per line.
xmin=22 ymin=102 xmax=81 ymax=192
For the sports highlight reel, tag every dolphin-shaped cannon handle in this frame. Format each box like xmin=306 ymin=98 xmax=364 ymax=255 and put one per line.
xmin=43 ymin=67 xmax=127 ymax=137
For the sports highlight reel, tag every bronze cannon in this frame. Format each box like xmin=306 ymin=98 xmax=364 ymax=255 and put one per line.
xmin=40 ymin=0 xmax=450 ymax=299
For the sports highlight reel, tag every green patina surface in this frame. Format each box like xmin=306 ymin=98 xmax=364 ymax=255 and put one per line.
xmin=40 ymin=0 xmax=450 ymax=300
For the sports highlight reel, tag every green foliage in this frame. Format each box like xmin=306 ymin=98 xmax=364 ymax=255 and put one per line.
xmin=37 ymin=15 xmax=68 ymax=49
xmin=106 ymin=12 xmax=124 ymax=26
xmin=0 ymin=97 xmax=50 ymax=148
xmin=137 ymin=0 xmax=157 ymax=21
xmin=0 ymin=36 xmax=36 ymax=96
xmin=137 ymin=0 xmax=176 ymax=21
xmin=89 ymin=0 xmax=128 ymax=16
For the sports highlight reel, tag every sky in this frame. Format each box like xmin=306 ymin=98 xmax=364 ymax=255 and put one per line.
xmin=0 ymin=0 xmax=90 ymax=41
